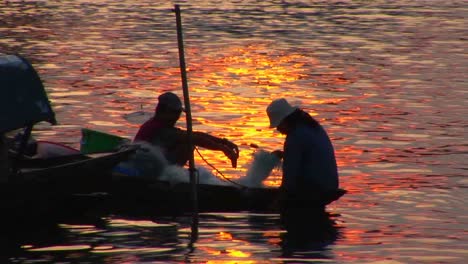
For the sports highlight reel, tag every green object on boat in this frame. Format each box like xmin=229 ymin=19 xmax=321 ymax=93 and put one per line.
xmin=80 ymin=128 xmax=130 ymax=154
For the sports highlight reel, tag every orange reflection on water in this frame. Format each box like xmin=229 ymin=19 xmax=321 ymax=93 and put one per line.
xmin=27 ymin=245 xmax=91 ymax=252
xmin=310 ymin=98 xmax=348 ymax=106
xmin=172 ymin=45 xmax=318 ymax=182
xmin=218 ymin=231 xmax=233 ymax=240
xmin=226 ymin=249 xmax=251 ymax=258
xmin=42 ymin=39 xmax=361 ymax=189
xmin=195 ymin=231 xmax=255 ymax=261
xmin=221 ymin=45 xmax=309 ymax=86
xmin=199 ymin=246 xmax=222 ymax=256
xmin=335 ymin=115 xmax=369 ymax=124
xmin=336 ymin=146 xmax=366 ymax=167
xmin=207 ymin=261 xmax=258 ymax=264
xmin=176 ymin=43 xmax=360 ymax=186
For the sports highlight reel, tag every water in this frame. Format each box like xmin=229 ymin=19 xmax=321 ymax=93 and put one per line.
xmin=1 ymin=0 xmax=467 ymax=262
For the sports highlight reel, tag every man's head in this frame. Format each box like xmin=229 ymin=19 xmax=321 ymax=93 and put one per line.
xmin=266 ymin=98 xmax=298 ymax=132
xmin=155 ymin=92 xmax=184 ymax=125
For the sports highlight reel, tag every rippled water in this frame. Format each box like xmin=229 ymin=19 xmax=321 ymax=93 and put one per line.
xmin=1 ymin=0 xmax=467 ymax=263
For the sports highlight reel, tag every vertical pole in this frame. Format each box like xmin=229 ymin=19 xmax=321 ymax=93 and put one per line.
xmin=174 ymin=4 xmax=199 ymax=241
xmin=11 ymin=124 xmax=33 ymax=178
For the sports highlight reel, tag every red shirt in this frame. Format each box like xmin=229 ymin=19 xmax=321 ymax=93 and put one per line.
xmin=133 ymin=117 xmax=163 ymax=142
xmin=133 ymin=117 xmax=189 ymax=165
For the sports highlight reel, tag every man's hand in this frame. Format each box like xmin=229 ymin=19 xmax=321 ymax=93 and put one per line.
xmin=222 ymin=138 xmax=239 ymax=168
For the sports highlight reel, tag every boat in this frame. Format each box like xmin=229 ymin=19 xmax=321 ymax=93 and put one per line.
xmin=106 ymin=153 xmax=346 ymax=216
xmin=1 ymin=53 xmax=135 ymax=184
xmin=10 ymin=146 xmax=134 ymax=189
xmin=0 ymin=146 xmax=135 ymax=228
xmin=89 ymin=129 xmax=346 ymax=218
xmin=0 ymin=54 xmax=136 ymax=223
xmin=107 ymin=174 xmax=347 ymax=217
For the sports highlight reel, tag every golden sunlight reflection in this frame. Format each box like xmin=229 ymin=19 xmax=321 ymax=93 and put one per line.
xmin=58 ymin=223 xmax=103 ymax=235
xmin=194 ymin=230 xmax=258 ymax=260
xmin=198 ymin=246 xmax=222 ymax=256
xmin=219 ymin=231 xmax=234 ymax=240
xmin=28 ymin=245 xmax=91 ymax=252
xmin=91 ymin=247 xmax=174 ymax=254
xmin=226 ymin=249 xmax=251 ymax=258
xmin=40 ymin=39 xmax=358 ymax=188
xmin=108 ymin=218 xmax=175 ymax=228
xmin=158 ymin=42 xmax=355 ymax=186
xmin=207 ymin=261 xmax=257 ymax=264
xmin=206 ymin=45 xmax=310 ymax=88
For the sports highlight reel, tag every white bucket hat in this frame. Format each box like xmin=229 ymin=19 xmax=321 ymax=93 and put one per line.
xmin=266 ymin=98 xmax=298 ymax=128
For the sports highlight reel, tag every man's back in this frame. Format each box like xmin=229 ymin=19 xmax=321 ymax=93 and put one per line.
xmin=283 ymin=123 xmax=339 ymax=192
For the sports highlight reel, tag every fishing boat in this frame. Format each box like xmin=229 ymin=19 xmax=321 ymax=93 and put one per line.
xmin=84 ymin=126 xmax=347 ymax=217
xmin=0 ymin=54 xmax=136 ymax=223
xmin=107 ymin=174 xmax=347 ymax=217
xmin=1 ymin=53 xmax=135 ymax=183
xmin=2 ymin=142 xmax=135 ymax=225
xmin=105 ymin=145 xmax=346 ymax=217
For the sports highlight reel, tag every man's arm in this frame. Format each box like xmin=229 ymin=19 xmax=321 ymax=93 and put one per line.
xmin=191 ymin=131 xmax=239 ymax=168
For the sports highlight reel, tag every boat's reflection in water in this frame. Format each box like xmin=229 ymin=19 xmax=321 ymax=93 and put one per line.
xmin=239 ymin=209 xmax=341 ymax=261
xmin=278 ymin=209 xmax=340 ymax=259
xmin=0 ymin=209 xmax=342 ymax=262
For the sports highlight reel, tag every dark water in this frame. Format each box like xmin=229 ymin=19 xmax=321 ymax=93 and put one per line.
xmin=1 ymin=0 xmax=467 ymax=263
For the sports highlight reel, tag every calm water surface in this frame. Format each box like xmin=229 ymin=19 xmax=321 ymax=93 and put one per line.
xmin=1 ymin=0 xmax=467 ymax=263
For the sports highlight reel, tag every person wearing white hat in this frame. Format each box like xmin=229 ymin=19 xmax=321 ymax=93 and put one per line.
xmin=134 ymin=92 xmax=239 ymax=168
xmin=266 ymin=98 xmax=339 ymax=205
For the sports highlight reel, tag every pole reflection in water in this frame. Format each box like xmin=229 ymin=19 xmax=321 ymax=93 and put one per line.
xmin=177 ymin=211 xmax=344 ymax=262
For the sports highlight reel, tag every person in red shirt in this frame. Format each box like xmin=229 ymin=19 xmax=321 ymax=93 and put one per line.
xmin=134 ymin=92 xmax=239 ymax=168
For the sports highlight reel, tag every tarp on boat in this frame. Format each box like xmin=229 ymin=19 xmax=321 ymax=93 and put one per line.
xmin=0 ymin=54 xmax=56 ymax=134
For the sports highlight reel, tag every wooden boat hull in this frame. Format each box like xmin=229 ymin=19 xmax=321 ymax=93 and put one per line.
xmin=1 ymin=148 xmax=136 ymax=224
xmin=106 ymin=174 xmax=347 ymax=217
xmin=15 ymin=147 xmax=134 ymax=177
xmin=4 ymin=146 xmax=345 ymax=220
